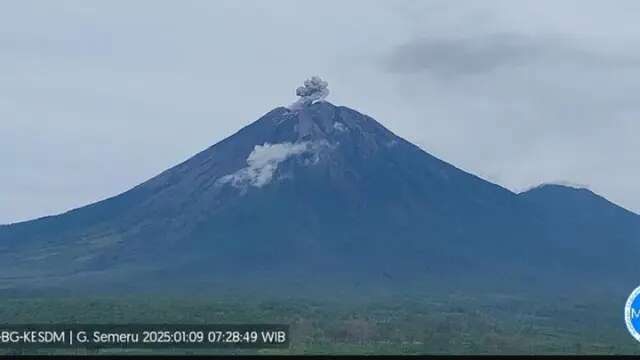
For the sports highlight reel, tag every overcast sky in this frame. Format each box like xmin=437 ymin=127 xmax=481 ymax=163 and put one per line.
xmin=2 ymin=0 xmax=639 ymax=224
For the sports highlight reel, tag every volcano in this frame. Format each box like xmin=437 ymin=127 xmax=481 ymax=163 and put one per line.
xmin=1 ymin=81 xmax=638 ymax=296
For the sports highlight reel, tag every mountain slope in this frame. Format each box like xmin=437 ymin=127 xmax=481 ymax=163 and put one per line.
xmin=1 ymin=101 xmax=638 ymax=296
xmin=519 ymin=184 xmax=640 ymax=280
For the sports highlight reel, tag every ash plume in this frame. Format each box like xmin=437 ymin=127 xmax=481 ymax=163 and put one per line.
xmin=289 ymin=76 xmax=330 ymax=110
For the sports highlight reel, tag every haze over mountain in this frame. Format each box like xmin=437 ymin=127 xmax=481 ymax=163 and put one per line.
xmin=1 ymin=79 xmax=638 ymax=297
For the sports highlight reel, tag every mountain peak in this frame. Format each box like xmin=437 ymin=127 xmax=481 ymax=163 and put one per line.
xmin=261 ymin=99 xmax=397 ymax=147
xmin=522 ymin=182 xmax=590 ymax=193
xmin=2 ymin=91 xmax=640 ymax=295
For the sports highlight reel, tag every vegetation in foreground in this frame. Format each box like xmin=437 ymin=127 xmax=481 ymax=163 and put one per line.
xmin=0 ymin=293 xmax=638 ymax=355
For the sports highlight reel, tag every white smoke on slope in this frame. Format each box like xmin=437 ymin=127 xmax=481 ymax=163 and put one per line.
xmin=218 ymin=142 xmax=310 ymax=188
xmin=333 ymin=122 xmax=347 ymax=132
xmin=288 ymin=76 xmax=330 ymax=110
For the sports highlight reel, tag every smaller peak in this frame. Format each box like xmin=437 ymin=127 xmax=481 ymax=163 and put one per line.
xmin=520 ymin=182 xmax=639 ymax=217
xmin=520 ymin=181 xmax=591 ymax=195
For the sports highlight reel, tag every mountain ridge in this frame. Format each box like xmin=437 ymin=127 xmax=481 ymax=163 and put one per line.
xmin=1 ymin=100 xmax=638 ymax=297
xmin=520 ymin=183 xmax=639 ymax=217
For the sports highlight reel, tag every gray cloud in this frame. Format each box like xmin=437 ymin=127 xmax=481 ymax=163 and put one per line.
xmin=385 ymin=33 xmax=639 ymax=76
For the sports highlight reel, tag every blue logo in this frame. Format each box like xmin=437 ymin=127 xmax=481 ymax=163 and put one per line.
xmin=625 ymin=286 xmax=640 ymax=342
